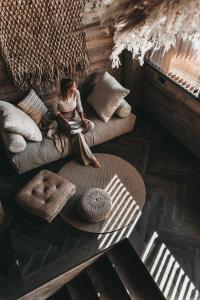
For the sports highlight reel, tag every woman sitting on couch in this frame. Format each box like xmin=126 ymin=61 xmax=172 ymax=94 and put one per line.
xmin=52 ymin=78 xmax=101 ymax=168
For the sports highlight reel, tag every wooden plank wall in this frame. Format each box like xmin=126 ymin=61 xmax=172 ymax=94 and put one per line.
xmin=141 ymin=63 xmax=200 ymax=158
xmin=0 ymin=22 xmax=122 ymax=104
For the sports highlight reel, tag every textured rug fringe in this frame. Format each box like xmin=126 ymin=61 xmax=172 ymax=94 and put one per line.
xmin=0 ymin=0 xmax=89 ymax=89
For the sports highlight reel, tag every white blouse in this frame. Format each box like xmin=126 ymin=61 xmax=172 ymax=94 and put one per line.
xmin=52 ymin=90 xmax=83 ymax=114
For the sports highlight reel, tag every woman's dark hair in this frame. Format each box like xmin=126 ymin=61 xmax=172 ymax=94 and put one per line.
xmin=60 ymin=78 xmax=74 ymax=96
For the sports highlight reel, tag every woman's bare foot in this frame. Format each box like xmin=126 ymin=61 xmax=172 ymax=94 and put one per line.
xmin=91 ymin=158 xmax=101 ymax=168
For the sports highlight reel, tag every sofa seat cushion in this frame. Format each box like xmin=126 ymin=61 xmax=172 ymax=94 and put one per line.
xmin=87 ymin=112 xmax=136 ymax=146
xmin=16 ymin=170 xmax=76 ymax=223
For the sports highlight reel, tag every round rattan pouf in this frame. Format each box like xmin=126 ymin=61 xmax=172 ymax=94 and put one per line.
xmin=79 ymin=188 xmax=112 ymax=223
xmin=59 ymin=153 xmax=146 ymax=234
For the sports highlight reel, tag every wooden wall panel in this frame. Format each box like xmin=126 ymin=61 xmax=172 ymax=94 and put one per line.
xmin=141 ymin=63 xmax=200 ymax=158
xmin=86 ymin=25 xmax=121 ymax=79
xmin=123 ymin=51 xmax=142 ymax=107
xmin=0 ymin=58 xmax=26 ymax=104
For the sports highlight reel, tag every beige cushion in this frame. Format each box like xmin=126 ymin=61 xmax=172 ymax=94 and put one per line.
xmin=87 ymin=72 xmax=130 ymax=122
xmin=16 ymin=170 xmax=76 ymax=223
xmin=18 ymin=90 xmax=48 ymax=124
xmin=0 ymin=101 xmax=42 ymax=142
xmin=115 ymin=99 xmax=132 ymax=118
xmin=1 ymin=129 xmax=26 ymax=153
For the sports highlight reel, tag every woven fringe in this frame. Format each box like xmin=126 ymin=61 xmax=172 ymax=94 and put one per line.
xmin=10 ymin=56 xmax=89 ymax=90
xmin=0 ymin=1 xmax=89 ymax=89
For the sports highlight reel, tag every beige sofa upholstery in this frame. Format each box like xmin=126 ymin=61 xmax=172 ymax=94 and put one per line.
xmin=1 ymin=110 xmax=136 ymax=174
xmin=5 ymin=112 xmax=136 ymax=174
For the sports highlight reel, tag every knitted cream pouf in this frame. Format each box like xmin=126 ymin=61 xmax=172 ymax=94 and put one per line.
xmin=79 ymin=188 xmax=112 ymax=223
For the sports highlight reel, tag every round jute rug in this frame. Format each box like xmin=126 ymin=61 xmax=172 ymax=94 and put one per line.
xmin=59 ymin=153 xmax=146 ymax=234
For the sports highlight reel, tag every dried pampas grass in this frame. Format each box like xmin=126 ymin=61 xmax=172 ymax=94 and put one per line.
xmin=85 ymin=0 xmax=200 ymax=67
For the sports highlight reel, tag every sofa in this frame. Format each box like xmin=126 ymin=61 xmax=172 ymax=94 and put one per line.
xmin=0 ymin=71 xmax=137 ymax=174
xmin=1 ymin=103 xmax=136 ymax=174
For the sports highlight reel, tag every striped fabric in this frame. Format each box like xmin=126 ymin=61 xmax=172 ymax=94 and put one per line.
xmin=18 ymin=90 xmax=47 ymax=124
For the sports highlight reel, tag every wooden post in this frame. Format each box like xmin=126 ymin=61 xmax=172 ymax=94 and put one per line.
xmin=0 ymin=201 xmax=5 ymax=225
xmin=0 ymin=201 xmax=5 ymax=236
xmin=123 ymin=50 xmax=142 ymax=108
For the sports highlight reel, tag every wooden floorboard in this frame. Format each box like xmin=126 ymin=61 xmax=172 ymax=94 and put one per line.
xmin=94 ymin=110 xmax=200 ymax=290
xmin=0 ymin=109 xmax=200 ymax=293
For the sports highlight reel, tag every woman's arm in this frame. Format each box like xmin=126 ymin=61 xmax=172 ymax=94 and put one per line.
xmin=78 ymin=111 xmax=85 ymax=121
xmin=76 ymin=92 xmax=91 ymax=129
xmin=76 ymin=91 xmax=84 ymax=115
xmin=52 ymin=98 xmax=68 ymax=124
xmin=57 ymin=111 xmax=69 ymax=124
xmin=52 ymin=99 xmax=59 ymax=115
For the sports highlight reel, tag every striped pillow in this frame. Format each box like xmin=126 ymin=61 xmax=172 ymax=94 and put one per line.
xmin=18 ymin=90 xmax=47 ymax=124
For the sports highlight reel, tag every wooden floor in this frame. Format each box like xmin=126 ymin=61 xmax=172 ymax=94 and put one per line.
xmin=0 ymin=109 xmax=200 ymax=297
xmin=49 ymin=240 xmax=165 ymax=300
xmin=95 ymin=110 xmax=200 ymax=291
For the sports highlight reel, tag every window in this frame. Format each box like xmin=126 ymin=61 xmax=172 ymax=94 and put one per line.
xmin=146 ymin=38 xmax=200 ymax=98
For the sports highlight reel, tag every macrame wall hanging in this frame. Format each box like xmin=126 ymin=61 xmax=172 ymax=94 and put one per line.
xmin=0 ymin=1 xmax=89 ymax=89
xmin=85 ymin=0 xmax=200 ymax=68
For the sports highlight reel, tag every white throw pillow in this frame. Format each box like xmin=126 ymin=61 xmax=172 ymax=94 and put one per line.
xmin=1 ymin=129 xmax=26 ymax=153
xmin=0 ymin=101 xmax=42 ymax=142
xmin=115 ymin=99 xmax=132 ymax=118
xmin=87 ymin=72 xmax=130 ymax=122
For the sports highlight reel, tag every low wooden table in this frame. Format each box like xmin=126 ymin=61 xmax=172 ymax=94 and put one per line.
xmin=59 ymin=153 xmax=146 ymax=234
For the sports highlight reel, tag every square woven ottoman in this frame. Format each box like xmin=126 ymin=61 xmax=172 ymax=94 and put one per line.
xmin=16 ymin=170 xmax=76 ymax=223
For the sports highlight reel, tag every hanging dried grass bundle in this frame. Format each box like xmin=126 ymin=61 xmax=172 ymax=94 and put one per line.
xmin=85 ymin=0 xmax=200 ymax=67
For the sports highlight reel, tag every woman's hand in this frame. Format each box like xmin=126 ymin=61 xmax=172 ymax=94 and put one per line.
xmin=82 ymin=118 xmax=91 ymax=129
